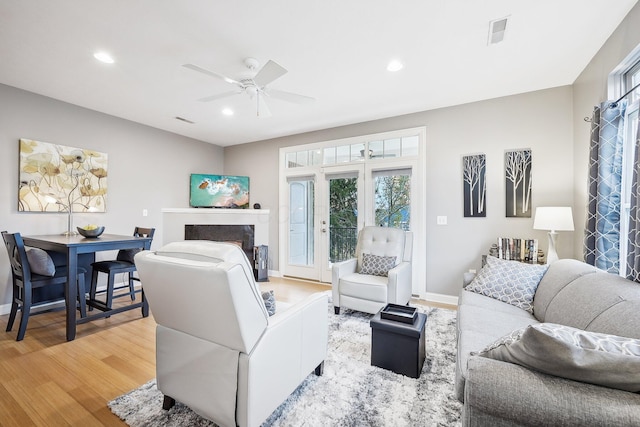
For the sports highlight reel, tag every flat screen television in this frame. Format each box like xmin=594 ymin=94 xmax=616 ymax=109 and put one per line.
xmin=189 ymin=174 xmax=250 ymax=209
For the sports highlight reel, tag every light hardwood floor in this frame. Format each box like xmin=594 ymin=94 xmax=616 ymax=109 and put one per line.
xmin=0 ymin=277 xmax=455 ymax=426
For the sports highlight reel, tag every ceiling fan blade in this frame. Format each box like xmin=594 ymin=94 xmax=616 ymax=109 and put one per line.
xmin=182 ymin=63 xmax=242 ymax=86
xmin=253 ymin=60 xmax=287 ymax=87
xmin=268 ymin=88 xmax=315 ymax=104
xmin=256 ymin=92 xmax=272 ymax=118
xmin=197 ymin=90 xmax=241 ymax=102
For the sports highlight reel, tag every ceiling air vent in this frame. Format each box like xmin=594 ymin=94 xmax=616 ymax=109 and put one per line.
xmin=175 ymin=116 xmax=195 ymax=124
xmin=488 ymin=17 xmax=508 ymax=45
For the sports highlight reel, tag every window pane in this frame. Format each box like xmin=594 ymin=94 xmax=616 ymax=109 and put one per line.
xmin=286 ymin=152 xmax=297 ymax=168
xmin=375 ymin=173 xmax=411 ymax=230
xmin=402 ymin=135 xmax=419 ymax=156
xmin=296 ymin=151 xmax=308 ymax=167
xmin=329 ymin=177 xmax=358 ymax=262
xmin=369 ymin=140 xmax=383 ymax=159
xmin=632 ymin=68 xmax=640 ymax=104
xmin=310 ymin=149 xmax=322 ymax=165
xmin=289 ymin=179 xmax=314 ymax=265
xmin=323 ymin=147 xmax=336 ymax=165
xmin=336 ymin=145 xmax=350 ymax=163
xmin=384 ymin=138 xmax=401 ymax=158
xmin=351 ymin=143 xmax=365 ymax=161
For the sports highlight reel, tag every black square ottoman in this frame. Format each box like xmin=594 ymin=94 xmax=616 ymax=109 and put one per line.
xmin=370 ymin=309 xmax=427 ymax=378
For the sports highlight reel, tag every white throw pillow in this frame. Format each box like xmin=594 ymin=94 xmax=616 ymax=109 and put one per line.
xmin=466 ymin=256 xmax=548 ymax=313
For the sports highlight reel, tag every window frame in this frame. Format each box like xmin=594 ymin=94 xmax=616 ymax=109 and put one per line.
xmin=610 ymin=45 xmax=640 ymax=275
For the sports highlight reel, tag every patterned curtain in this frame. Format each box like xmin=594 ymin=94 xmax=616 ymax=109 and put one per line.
xmin=626 ymin=118 xmax=640 ymax=281
xmin=584 ymin=100 xmax=627 ymax=273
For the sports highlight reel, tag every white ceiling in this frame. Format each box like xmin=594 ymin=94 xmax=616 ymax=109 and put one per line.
xmin=0 ymin=1 xmax=637 ymax=147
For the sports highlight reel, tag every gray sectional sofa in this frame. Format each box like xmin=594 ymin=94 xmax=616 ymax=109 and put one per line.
xmin=456 ymin=257 xmax=640 ymax=427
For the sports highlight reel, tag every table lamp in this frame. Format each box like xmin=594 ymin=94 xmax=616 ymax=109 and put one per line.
xmin=533 ymin=207 xmax=574 ymax=264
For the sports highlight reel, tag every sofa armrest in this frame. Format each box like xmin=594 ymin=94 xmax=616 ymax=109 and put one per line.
xmin=331 ymin=258 xmax=357 ymax=307
xmin=387 ymin=261 xmax=412 ymax=305
xmin=464 ymin=356 xmax=640 ymax=427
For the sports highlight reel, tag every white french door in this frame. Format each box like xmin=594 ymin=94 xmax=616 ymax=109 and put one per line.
xmin=279 ymin=127 xmax=426 ymax=294
xmin=285 ymin=176 xmax=317 ymax=279
xmin=319 ymin=165 xmax=365 ymax=282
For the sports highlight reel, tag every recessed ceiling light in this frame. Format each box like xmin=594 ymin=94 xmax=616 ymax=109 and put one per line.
xmin=222 ymin=108 xmax=234 ymax=116
xmin=93 ymin=51 xmax=115 ymax=64
xmin=387 ymin=60 xmax=404 ymax=72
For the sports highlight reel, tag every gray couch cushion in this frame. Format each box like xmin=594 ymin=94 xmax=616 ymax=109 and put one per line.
xmin=477 ymin=323 xmax=640 ymax=392
xmin=533 ymin=259 xmax=597 ymax=321
xmin=458 ymin=304 xmax=538 ymax=337
xmin=458 ymin=290 xmax=535 ymax=319
xmin=585 ymin=299 xmax=640 ymax=339
xmin=544 ymin=272 xmax=640 ymax=337
xmin=465 ymin=356 xmax=640 ymax=427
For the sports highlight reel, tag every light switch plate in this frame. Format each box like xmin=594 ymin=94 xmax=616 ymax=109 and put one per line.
xmin=436 ymin=216 xmax=447 ymax=225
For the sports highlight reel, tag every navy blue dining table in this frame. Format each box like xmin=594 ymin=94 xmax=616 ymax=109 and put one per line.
xmin=22 ymin=233 xmax=152 ymax=341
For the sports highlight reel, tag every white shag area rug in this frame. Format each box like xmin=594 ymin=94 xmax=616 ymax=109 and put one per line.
xmin=109 ymin=302 xmax=461 ymax=426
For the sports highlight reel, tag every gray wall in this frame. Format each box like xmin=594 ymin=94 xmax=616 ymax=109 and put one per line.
xmin=572 ymin=4 xmax=640 ymax=257
xmin=0 ymin=83 xmax=224 ymax=309
xmin=224 ymin=86 xmax=575 ymax=297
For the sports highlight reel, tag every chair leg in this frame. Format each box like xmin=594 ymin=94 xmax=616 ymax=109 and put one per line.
xmin=89 ymin=269 xmax=100 ymax=311
xmin=334 ymin=306 xmax=340 ymax=315
xmin=77 ymin=274 xmax=87 ymax=318
xmin=6 ymin=284 xmax=19 ymax=332
xmin=128 ymin=273 xmax=136 ymax=301
xmin=105 ymin=271 xmax=116 ymax=315
xmin=315 ymin=361 xmax=325 ymax=376
xmin=16 ymin=289 xmax=32 ymax=341
xmin=141 ymin=288 xmax=149 ymax=318
xmin=162 ymin=395 xmax=175 ymax=410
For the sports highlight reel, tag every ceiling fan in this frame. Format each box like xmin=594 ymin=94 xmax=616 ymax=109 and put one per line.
xmin=183 ymin=57 xmax=314 ymax=117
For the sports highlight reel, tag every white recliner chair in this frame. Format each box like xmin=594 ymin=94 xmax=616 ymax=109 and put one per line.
xmin=135 ymin=241 xmax=328 ymax=427
xmin=332 ymin=226 xmax=412 ymax=315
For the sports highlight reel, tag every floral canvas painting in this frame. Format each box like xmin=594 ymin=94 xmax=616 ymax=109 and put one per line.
xmin=18 ymin=138 xmax=108 ymax=212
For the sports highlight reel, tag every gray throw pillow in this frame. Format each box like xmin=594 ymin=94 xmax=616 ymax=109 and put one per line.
xmin=466 ymin=255 xmax=548 ymax=313
xmin=25 ymin=247 xmax=56 ymax=277
xmin=262 ymin=290 xmax=276 ymax=316
xmin=117 ymin=248 xmax=141 ymax=264
xmin=359 ymin=253 xmax=397 ymax=277
xmin=477 ymin=323 xmax=640 ymax=392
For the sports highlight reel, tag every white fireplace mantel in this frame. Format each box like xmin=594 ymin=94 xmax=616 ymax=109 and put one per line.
xmin=161 ymin=208 xmax=270 ymax=247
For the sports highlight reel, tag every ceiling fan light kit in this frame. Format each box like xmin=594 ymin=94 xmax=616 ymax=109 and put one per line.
xmin=183 ymin=57 xmax=315 ymax=117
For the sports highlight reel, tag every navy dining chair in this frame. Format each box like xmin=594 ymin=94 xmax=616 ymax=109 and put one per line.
xmin=2 ymin=231 xmax=87 ymax=341
xmin=89 ymin=227 xmax=155 ymax=310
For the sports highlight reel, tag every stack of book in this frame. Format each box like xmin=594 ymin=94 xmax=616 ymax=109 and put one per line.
xmin=496 ymin=238 xmax=539 ymax=264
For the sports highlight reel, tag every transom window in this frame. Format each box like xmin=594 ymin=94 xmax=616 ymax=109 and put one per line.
xmin=285 ymin=134 xmax=420 ymax=169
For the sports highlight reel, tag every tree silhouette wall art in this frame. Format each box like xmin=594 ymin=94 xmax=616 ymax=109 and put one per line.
xmin=463 ymin=153 xmax=486 ymax=217
xmin=505 ymin=149 xmax=532 ymax=218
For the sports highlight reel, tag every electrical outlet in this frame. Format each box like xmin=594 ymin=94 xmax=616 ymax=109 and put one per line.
xmin=142 ymin=209 xmax=148 ymax=217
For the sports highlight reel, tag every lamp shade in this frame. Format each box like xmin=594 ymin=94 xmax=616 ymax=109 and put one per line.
xmin=533 ymin=207 xmax=574 ymax=232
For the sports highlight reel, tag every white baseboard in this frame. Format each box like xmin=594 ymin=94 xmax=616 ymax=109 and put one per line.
xmin=422 ymin=292 xmax=458 ymax=307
